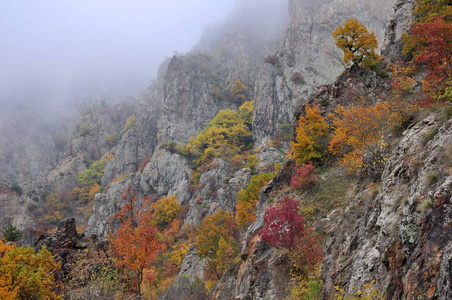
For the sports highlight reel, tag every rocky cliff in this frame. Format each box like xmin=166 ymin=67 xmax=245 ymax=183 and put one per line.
xmin=321 ymin=111 xmax=452 ymax=299
xmin=5 ymin=0 xmax=451 ymax=298
xmin=252 ymin=0 xmax=395 ymax=145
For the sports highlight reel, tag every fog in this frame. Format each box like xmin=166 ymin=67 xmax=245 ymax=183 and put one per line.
xmin=0 ymin=0 xmax=236 ymax=110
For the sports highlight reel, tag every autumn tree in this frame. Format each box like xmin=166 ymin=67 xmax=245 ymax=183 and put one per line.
xmin=0 ymin=241 xmax=61 ymax=300
xmin=236 ymin=172 xmax=276 ymax=229
xmin=287 ymin=104 xmax=329 ymax=165
xmin=76 ymin=159 xmax=106 ymax=187
xmin=185 ymin=101 xmax=254 ymax=165
xmin=402 ymin=2 xmax=452 ymax=100
xmin=290 ymin=162 xmax=318 ymax=191
xmin=196 ymin=209 xmax=239 ymax=280
xmin=231 ymin=79 xmax=248 ymax=104
xmin=328 ymin=103 xmax=398 ymax=172
xmin=260 ymin=198 xmax=305 ymax=250
xmin=110 ymin=189 xmax=162 ymax=297
xmin=332 ymin=18 xmax=380 ymax=69
xmin=150 ymin=195 xmax=180 ymax=229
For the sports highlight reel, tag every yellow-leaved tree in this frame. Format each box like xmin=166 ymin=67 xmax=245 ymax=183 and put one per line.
xmin=0 ymin=240 xmax=61 ymax=300
xmin=287 ymin=104 xmax=329 ymax=165
xmin=150 ymin=195 xmax=180 ymax=229
xmin=196 ymin=209 xmax=239 ymax=281
xmin=332 ymin=18 xmax=380 ymax=69
xmin=236 ymin=172 xmax=276 ymax=229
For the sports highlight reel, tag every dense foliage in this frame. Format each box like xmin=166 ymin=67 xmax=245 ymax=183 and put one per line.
xmin=2 ymin=224 xmax=22 ymax=242
xmin=260 ymin=198 xmax=305 ymax=250
xmin=196 ymin=209 xmax=239 ymax=280
xmin=403 ymin=0 xmax=452 ymax=100
xmin=287 ymin=105 xmax=329 ymax=165
xmin=0 ymin=241 xmax=61 ymax=299
xmin=110 ymin=190 xmax=162 ymax=297
xmin=150 ymin=195 xmax=180 ymax=229
xmin=76 ymin=159 xmax=106 ymax=187
xmin=236 ymin=172 xmax=276 ymax=229
xmin=332 ymin=18 xmax=380 ymax=69
xmin=184 ymin=101 xmax=254 ymax=166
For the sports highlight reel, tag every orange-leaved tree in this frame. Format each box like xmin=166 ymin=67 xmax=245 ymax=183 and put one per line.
xmin=328 ymin=103 xmax=400 ymax=173
xmin=236 ymin=172 xmax=276 ymax=229
xmin=196 ymin=209 xmax=239 ymax=280
xmin=110 ymin=189 xmax=163 ymax=297
xmin=287 ymin=104 xmax=329 ymax=165
xmin=0 ymin=240 xmax=61 ymax=300
xmin=332 ymin=18 xmax=380 ymax=69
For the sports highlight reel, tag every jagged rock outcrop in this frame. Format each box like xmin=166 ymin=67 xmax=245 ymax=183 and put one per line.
xmin=140 ymin=147 xmax=192 ymax=204
xmin=253 ymin=0 xmax=395 ymax=145
xmin=157 ymin=53 xmax=233 ymax=144
xmin=381 ymin=0 xmax=415 ymax=62
xmin=0 ymin=183 xmax=37 ymax=232
xmin=86 ymin=174 xmax=140 ymax=239
xmin=322 ymin=112 xmax=452 ymax=299
xmin=68 ymin=102 xmax=133 ymax=160
xmin=42 ymin=153 xmax=88 ymax=193
xmin=31 ymin=218 xmax=97 ymax=283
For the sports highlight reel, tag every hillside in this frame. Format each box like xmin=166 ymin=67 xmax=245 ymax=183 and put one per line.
xmin=1 ymin=0 xmax=452 ymax=299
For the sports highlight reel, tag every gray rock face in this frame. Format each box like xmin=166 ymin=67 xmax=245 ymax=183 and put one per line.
xmin=86 ymin=174 xmax=139 ymax=239
xmin=253 ymin=0 xmax=395 ymax=145
xmin=322 ymin=113 xmax=452 ymax=299
xmin=42 ymin=154 xmax=88 ymax=193
xmin=258 ymin=146 xmax=287 ymax=170
xmin=0 ymin=183 xmax=36 ymax=232
xmin=185 ymin=159 xmax=235 ymax=225
xmin=140 ymin=147 xmax=192 ymax=204
xmin=101 ymin=130 xmax=139 ymax=186
xmin=157 ymin=54 xmax=228 ymax=144
xmin=68 ymin=102 xmax=132 ymax=160
xmin=381 ymin=0 xmax=415 ymax=62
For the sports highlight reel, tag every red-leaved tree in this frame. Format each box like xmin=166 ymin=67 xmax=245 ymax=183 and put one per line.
xmin=290 ymin=162 xmax=318 ymax=191
xmin=260 ymin=198 xmax=304 ymax=250
xmin=403 ymin=6 xmax=452 ymax=100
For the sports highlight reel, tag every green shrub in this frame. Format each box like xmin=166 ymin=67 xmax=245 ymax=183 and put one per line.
xmin=371 ymin=62 xmax=389 ymax=78
xmin=79 ymin=125 xmax=91 ymax=137
xmin=123 ymin=115 xmax=137 ymax=131
xmin=3 ymin=224 xmax=23 ymax=242
xmin=426 ymin=172 xmax=438 ymax=185
xmin=105 ymin=133 xmax=118 ymax=146
xmin=11 ymin=183 xmax=23 ymax=196
xmin=77 ymin=160 xmax=106 ymax=187
xmin=418 ymin=199 xmax=434 ymax=213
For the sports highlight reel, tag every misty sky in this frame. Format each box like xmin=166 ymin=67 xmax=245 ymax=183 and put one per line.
xmin=0 ymin=0 xmax=235 ymax=108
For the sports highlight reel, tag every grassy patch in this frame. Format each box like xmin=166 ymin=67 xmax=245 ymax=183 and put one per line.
xmin=417 ymin=199 xmax=434 ymax=213
xmin=421 ymin=129 xmax=438 ymax=145
xmin=299 ymin=167 xmax=355 ymax=223
xmin=426 ymin=172 xmax=438 ymax=185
